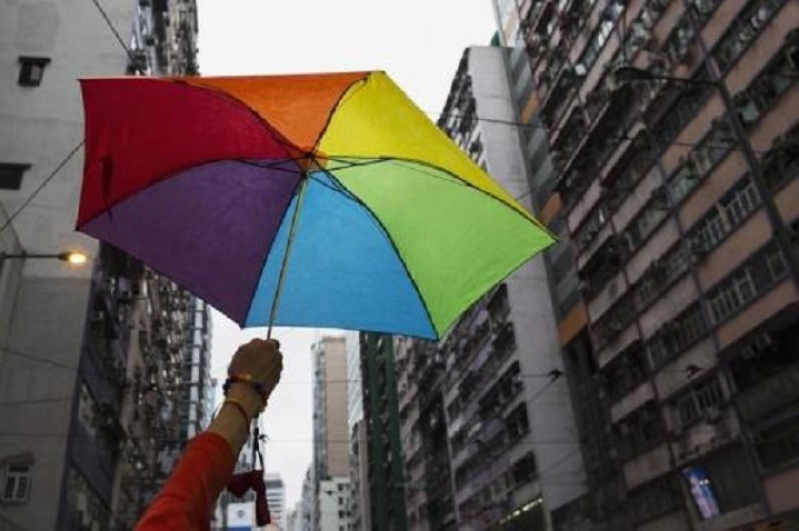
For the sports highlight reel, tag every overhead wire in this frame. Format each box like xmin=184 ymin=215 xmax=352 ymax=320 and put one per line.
xmin=432 ymin=111 xmax=774 ymax=155
xmin=0 ymin=0 xmax=142 ymax=239
xmin=0 ymin=141 xmax=83 ymax=239
xmin=88 ymin=0 xmax=146 ymax=75
xmin=0 ymin=396 xmax=74 ymax=408
xmin=278 ymin=372 xmax=562 ymax=386
xmin=0 ymin=346 xmax=79 ymax=371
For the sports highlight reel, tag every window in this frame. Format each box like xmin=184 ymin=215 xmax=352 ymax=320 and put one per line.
xmin=629 ymin=474 xmax=683 ymax=523
xmin=762 ymin=124 xmax=799 ymax=189
xmin=574 ymin=204 xmax=608 ymax=250
xmin=18 ymin=56 xmax=51 ymax=87
xmin=594 ymin=294 xmax=635 ymax=345
xmin=674 ymin=376 xmax=725 ymax=427
xmin=706 ymin=242 xmax=787 ymax=324
xmin=755 ymin=416 xmax=799 ymax=470
xmin=623 ymin=203 xmax=668 ymax=253
xmin=691 ymin=445 xmax=760 ymax=513
xmin=615 ymin=402 xmax=663 ymax=459
xmin=722 ymin=178 xmax=760 ymax=227
xmin=511 ymin=452 xmax=537 ymax=486
xmin=713 ymin=0 xmax=783 ymax=73
xmin=78 ymin=383 xmax=98 ymax=437
xmin=505 ymin=403 xmax=530 ymax=441
xmin=732 ymin=41 xmax=798 ymax=128
xmin=0 ymin=163 xmax=30 ymax=190
xmin=1 ymin=459 xmax=32 ymax=503
xmin=603 ymin=343 xmax=646 ymax=402
xmin=634 ymin=245 xmax=692 ymax=308
xmin=647 ymin=303 xmax=707 ymax=369
xmin=579 ymin=14 xmax=616 ymax=74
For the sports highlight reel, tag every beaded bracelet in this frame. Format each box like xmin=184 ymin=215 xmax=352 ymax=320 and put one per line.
xmin=223 ymin=373 xmax=267 ymax=402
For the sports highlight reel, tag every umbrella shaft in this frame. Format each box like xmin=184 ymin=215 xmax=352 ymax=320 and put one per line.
xmin=267 ymin=177 xmax=308 ymax=339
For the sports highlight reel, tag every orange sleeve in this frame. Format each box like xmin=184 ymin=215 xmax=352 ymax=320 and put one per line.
xmin=135 ymin=432 xmax=235 ymax=531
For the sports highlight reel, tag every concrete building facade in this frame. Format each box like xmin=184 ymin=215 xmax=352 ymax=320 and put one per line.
xmin=359 ymin=333 xmax=408 ymax=531
xmin=0 ymin=1 xmax=129 ymax=527
xmin=265 ymin=472 xmax=286 ymax=530
xmin=494 ymin=0 xmax=799 ymax=529
xmin=0 ymin=1 xmax=202 ymax=529
xmin=400 ymin=45 xmax=587 ymax=531
xmin=345 ymin=330 xmax=371 ymax=531
xmin=319 ymin=476 xmax=352 ymax=531
xmin=312 ymin=336 xmax=349 ymax=531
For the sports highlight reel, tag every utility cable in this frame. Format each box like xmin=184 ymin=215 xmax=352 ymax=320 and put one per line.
xmin=0 ymin=141 xmax=83 ymax=239
xmin=88 ymin=0 xmax=145 ymax=75
xmin=0 ymin=346 xmax=78 ymax=371
xmin=277 ymin=372 xmax=562 ymax=386
xmin=433 ymin=110 xmax=774 ymax=155
xmin=0 ymin=396 xmax=74 ymax=407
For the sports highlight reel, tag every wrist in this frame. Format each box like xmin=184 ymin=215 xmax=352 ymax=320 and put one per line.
xmin=227 ymin=383 xmax=265 ymax=418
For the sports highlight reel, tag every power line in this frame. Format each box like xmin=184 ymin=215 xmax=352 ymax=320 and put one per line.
xmin=0 ymin=141 xmax=83 ymax=239
xmin=0 ymin=346 xmax=78 ymax=371
xmin=433 ymin=110 xmax=773 ymax=155
xmin=0 ymin=396 xmax=73 ymax=407
xmin=88 ymin=0 xmax=145 ymax=74
xmin=278 ymin=372 xmax=561 ymax=386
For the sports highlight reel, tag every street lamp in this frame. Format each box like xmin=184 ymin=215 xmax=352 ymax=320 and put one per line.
xmin=0 ymin=250 xmax=89 ymax=265
xmin=612 ymin=64 xmax=799 ymax=291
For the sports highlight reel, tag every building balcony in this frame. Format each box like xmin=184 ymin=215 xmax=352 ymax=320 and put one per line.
xmin=610 ymin=381 xmax=655 ymax=424
xmin=574 ymin=207 xmax=612 ymax=267
xmin=669 ymin=404 xmax=741 ymax=467
xmin=653 ymin=336 xmax=717 ymax=400
xmin=717 ymin=275 xmax=799 ymax=350
xmin=638 ymin=274 xmax=698 ymax=341
xmin=586 ymin=269 xmax=627 ymax=323
xmin=596 ymin=322 xmax=641 ymax=369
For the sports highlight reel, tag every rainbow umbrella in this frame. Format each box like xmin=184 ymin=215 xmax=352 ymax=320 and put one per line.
xmin=77 ymin=71 xmax=554 ymax=340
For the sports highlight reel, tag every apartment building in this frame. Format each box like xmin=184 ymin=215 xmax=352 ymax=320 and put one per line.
xmin=495 ymin=0 xmax=799 ymax=529
xmin=359 ymin=333 xmax=408 ymax=531
xmin=265 ymin=473 xmax=287 ymax=529
xmin=312 ymin=336 xmax=350 ymax=531
xmin=395 ymin=45 xmax=587 ymax=531
xmin=0 ymin=1 xmax=202 ymax=529
xmin=346 ymin=330 xmax=371 ymax=531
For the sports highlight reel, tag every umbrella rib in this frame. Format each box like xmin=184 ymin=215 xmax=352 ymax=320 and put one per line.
xmin=235 ymin=158 xmax=309 ymax=175
xmin=310 ymin=74 xmax=371 ymax=155
xmin=76 ymin=157 xmax=303 ymax=229
xmin=265 ymin=176 xmax=308 ymax=339
xmin=330 ymin=155 xmax=553 ymax=235
xmin=174 ymin=79 xmax=306 ymax=158
xmin=322 ymin=171 xmax=438 ymax=338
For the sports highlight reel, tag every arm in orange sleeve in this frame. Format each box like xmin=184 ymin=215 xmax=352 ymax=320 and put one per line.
xmin=134 ymin=432 xmax=235 ymax=531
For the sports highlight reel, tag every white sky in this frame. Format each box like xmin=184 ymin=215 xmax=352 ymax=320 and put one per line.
xmin=197 ymin=0 xmax=498 ymax=510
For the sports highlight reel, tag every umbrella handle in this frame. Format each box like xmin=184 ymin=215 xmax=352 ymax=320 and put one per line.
xmin=266 ymin=177 xmax=308 ymax=340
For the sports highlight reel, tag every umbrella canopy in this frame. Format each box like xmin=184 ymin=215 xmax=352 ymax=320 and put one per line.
xmin=77 ymin=71 xmax=554 ymax=340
